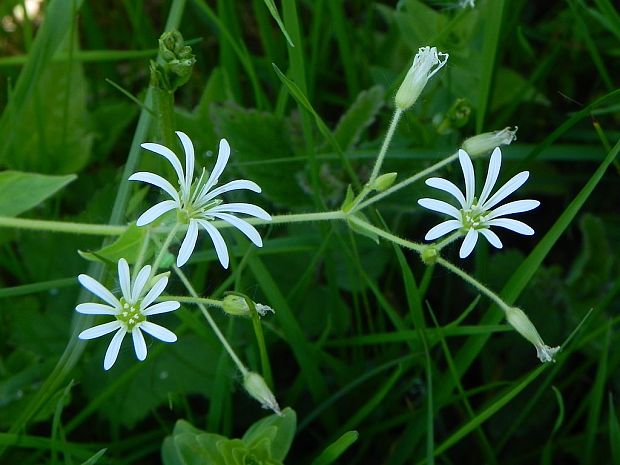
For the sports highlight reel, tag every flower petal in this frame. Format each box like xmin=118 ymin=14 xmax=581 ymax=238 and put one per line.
xmin=478 ymin=147 xmax=502 ymax=206
xmin=487 ymin=218 xmax=535 ymax=235
xmin=458 ymin=149 xmax=475 ymax=207
xmin=198 ymin=219 xmax=229 ymax=268
xmin=140 ymin=142 xmax=185 ymax=187
xmin=141 ymin=321 xmax=177 ymax=342
xmin=132 ymin=328 xmax=147 ymax=361
xmin=176 ymin=131 xmax=195 ymax=196
xmin=425 ymin=177 xmax=466 ymax=208
xmin=479 ymin=228 xmax=503 ymax=249
xmin=197 ymin=138 xmax=231 ymax=200
xmin=209 ymin=202 xmax=271 ymax=220
xmin=131 ymin=265 xmax=152 ymax=303
xmin=104 ymin=328 xmax=127 ymax=370
xmin=141 ymin=276 xmax=169 ymax=310
xmin=177 ymin=219 xmax=199 ymax=267
xmin=78 ymin=274 xmax=120 ymax=308
xmin=79 ymin=320 xmax=122 ymax=340
xmin=198 ymin=180 xmax=261 ymax=205
xmin=459 ymin=228 xmax=478 ymax=258
xmin=118 ymin=258 xmax=131 ymax=302
xmin=129 ymin=172 xmax=180 ymax=204
xmin=75 ymin=303 xmax=118 ymax=315
xmin=487 ymin=199 xmax=540 ymax=220
xmin=418 ymin=198 xmax=461 ymax=219
xmin=209 ymin=212 xmax=263 ymax=247
xmin=482 ymin=171 xmax=530 ymax=210
xmin=424 ymin=219 xmax=462 ymax=241
xmin=136 ymin=200 xmax=178 ymax=227
xmin=142 ymin=301 xmax=180 ymax=316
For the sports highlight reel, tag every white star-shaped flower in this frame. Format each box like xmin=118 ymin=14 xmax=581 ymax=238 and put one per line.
xmin=418 ymin=147 xmax=540 ymax=258
xmin=76 ymin=258 xmax=180 ymax=370
xmin=129 ymin=131 xmax=271 ymax=268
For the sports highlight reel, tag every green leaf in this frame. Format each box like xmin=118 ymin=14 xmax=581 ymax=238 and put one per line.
xmin=347 ymin=212 xmax=379 ymax=244
xmin=78 ymin=224 xmax=149 ymax=265
xmin=311 ymin=431 xmax=359 ymax=465
xmin=0 ymin=171 xmax=76 ymax=217
xmin=243 ymin=407 xmax=296 ymax=461
xmin=333 ymin=86 xmax=385 ymax=151
xmin=262 ymin=0 xmax=294 ymax=47
xmin=609 ymin=394 xmax=620 ymax=464
xmin=79 ymin=448 xmax=107 ymax=465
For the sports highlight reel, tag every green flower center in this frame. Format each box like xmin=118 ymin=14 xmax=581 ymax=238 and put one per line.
xmin=116 ymin=298 xmax=146 ymax=330
xmin=460 ymin=203 xmax=489 ymax=230
xmin=180 ymin=198 xmax=223 ymax=222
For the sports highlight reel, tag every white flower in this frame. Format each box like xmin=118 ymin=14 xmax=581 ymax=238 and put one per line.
xmin=418 ymin=147 xmax=540 ymax=258
xmin=129 ymin=131 xmax=271 ymax=268
xmin=395 ymin=46 xmax=449 ymax=111
xmin=76 ymin=258 xmax=180 ymax=370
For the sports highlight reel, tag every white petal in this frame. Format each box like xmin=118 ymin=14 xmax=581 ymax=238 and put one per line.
xmin=141 ymin=321 xmax=177 ymax=342
xmin=478 ymin=147 xmax=501 ymax=206
xmin=142 ymin=301 xmax=180 ymax=316
xmin=195 ymin=138 xmax=231 ymax=201
xmin=198 ymin=180 xmax=261 ymax=205
xmin=131 ymin=265 xmax=152 ymax=303
xmin=78 ymin=275 xmax=120 ymax=308
xmin=132 ymin=328 xmax=147 ymax=361
xmin=209 ymin=212 xmax=263 ymax=247
xmin=487 ymin=199 xmax=540 ymax=220
xmin=79 ymin=321 xmax=122 ymax=340
xmin=482 ymin=171 xmax=530 ymax=210
xmin=104 ymin=328 xmax=127 ymax=370
xmin=129 ymin=172 xmax=180 ymax=203
xmin=418 ymin=198 xmax=461 ymax=219
xmin=425 ymin=178 xmax=466 ymax=208
xmin=487 ymin=218 xmax=535 ymax=235
xmin=458 ymin=149 xmax=475 ymax=207
xmin=136 ymin=200 xmax=179 ymax=227
xmin=177 ymin=219 xmax=199 ymax=267
xmin=424 ymin=219 xmax=463 ymax=241
xmin=198 ymin=219 xmax=230 ymax=268
xmin=118 ymin=258 xmax=131 ymax=302
xmin=459 ymin=228 xmax=479 ymax=258
xmin=141 ymin=276 xmax=169 ymax=310
xmin=176 ymin=131 xmax=195 ymax=195
xmin=210 ymin=202 xmax=272 ymax=220
xmin=140 ymin=142 xmax=185 ymax=187
xmin=75 ymin=303 xmax=118 ymax=315
xmin=479 ymin=228 xmax=503 ymax=249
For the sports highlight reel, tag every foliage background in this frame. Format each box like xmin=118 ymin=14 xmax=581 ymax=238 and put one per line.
xmin=1 ymin=0 xmax=619 ymax=463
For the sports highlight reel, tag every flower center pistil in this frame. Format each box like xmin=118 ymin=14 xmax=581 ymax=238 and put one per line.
xmin=460 ymin=203 xmax=489 ymax=230
xmin=117 ymin=298 xmax=146 ymax=330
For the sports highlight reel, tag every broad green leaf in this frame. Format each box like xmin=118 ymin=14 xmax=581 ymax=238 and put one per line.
xmin=311 ymin=431 xmax=359 ymax=465
xmin=78 ymin=224 xmax=149 ymax=265
xmin=243 ymin=407 xmax=296 ymax=461
xmin=333 ymin=86 xmax=385 ymax=151
xmin=0 ymin=171 xmax=75 ymax=217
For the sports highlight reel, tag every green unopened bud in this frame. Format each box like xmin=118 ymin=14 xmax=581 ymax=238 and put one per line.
xmin=461 ymin=126 xmax=518 ymax=158
xmin=222 ymin=294 xmax=275 ymax=317
xmin=371 ymin=172 xmax=397 ymax=192
xmin=505 ymin=307 xmax=559 ymax=363
xmin=243 ymin=371 xmax=280 ymax=414
xmin=420 ymin=246 xmax=438 ymax=265
xmin=151 ymin=30 xmax=196 ymax=92
xmin=395 ymin=46 xmax=449 ymax=111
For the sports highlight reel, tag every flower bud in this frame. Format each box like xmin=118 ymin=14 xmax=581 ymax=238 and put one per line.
xmin=222 ymin=294 xmax=274 ymax=317
xmin=370 ymin=172 xmax=397 ymax=192
xmin=420 ymin=246 xmax=438 ymax=265
xmin=395 ymin=46 xmax=449 ymax=111
xmin=505 ymin=307 xmax=559 ymax=363
xmin=150 ymin=30 xmax=196 ymax=92
xmin=461 ymin=126 xmax=518 ymax=158
xmin=243 ymin=371 xmax=280 ymax=414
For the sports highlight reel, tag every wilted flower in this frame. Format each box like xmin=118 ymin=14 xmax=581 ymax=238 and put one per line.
xmin=130 ymin=131 xmax=271 ymax=268
xmin=506 ymin=307 xmax=559 ymax=363
xmin=462 ymin=126 xmax=518 ymax=157
xmin=395 ymin=46 xmax=449 ymax=111
xmin=243 ymin=371 xmax=280 ymax=414
xmin=76 ymin=259 xmax=179 ymax=370
xmin=418 ymin=147 xmax=539 ymax=258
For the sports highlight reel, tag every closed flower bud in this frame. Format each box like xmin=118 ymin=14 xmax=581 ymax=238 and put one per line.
xmin=371 ymin=172 xmax=397 ymax=192
xmin=506 ymin=307 xmax=559 ymax=363
xmin=222 ymin=294 xmax=275 ymax=317
xmin=243 ymin=371 xmax=280 ymax=414
xmin=461 ymin=126 xmax=518 ymax=158
xmin=395 ymin=46 xmax=449 ymax=111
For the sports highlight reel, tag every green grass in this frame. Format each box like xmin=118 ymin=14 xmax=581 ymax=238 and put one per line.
xmin=0 ymin=0 xmax=619 ymax=464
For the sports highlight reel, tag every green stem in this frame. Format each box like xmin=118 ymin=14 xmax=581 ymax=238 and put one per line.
xmin=354 ymin=151 xmax=459 ymax=212
xmin=159 ymin=295 xmax=223 ymax=307
xmin=150 ymin=223 xmax=180 ymax=277
xmin=247 ymin=297 xmax=273 ymax=387
xmin=348 ymin=215 xmax=424 ymax=252
xmin=173 ymin=265 xmax=248 ymax=376
xmin=153 ymin=87 xmax=175 ymax=147
xmin=0 ymin=216 xmax=126 ymax=235
xmin=436 ymin=257 xmax=511 ymax=314
xmin=434 ymin=231 xmax=463 ymax=251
